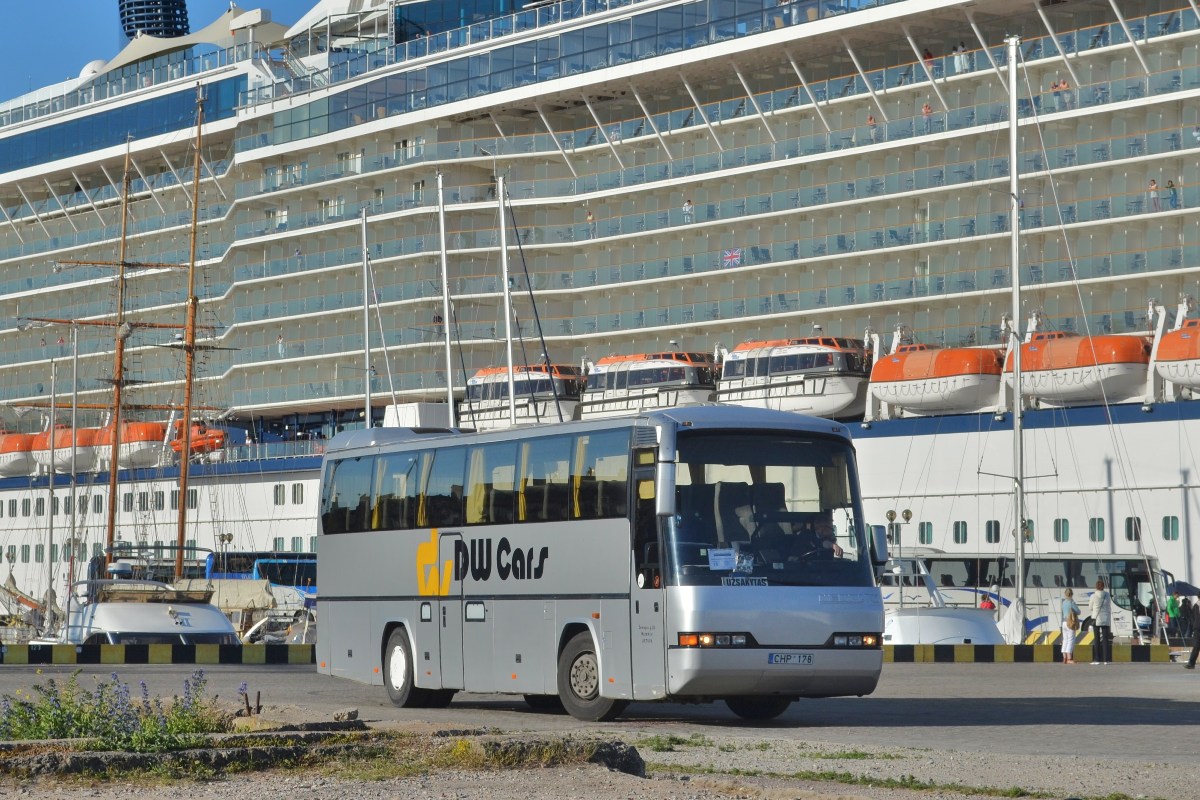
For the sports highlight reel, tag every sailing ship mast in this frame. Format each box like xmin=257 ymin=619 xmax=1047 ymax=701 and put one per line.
xmin=173 ymin=88 xmax=205 ymax=580
xmin=1004 ymin=35 xmax=1028 ymax=638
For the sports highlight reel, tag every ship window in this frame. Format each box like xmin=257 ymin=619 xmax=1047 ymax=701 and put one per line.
xmin=917 ymin=521 xmax=933 ymax=545
xmin=92 ymin=543 xmax=102 ymax=558
xmin=273 ymin=537 xmax=285 ymax=551
xmin=952 ymin=521 xmax=968 ymax=545
xmin=93 ymin=495 xmax=103 ymax=514
xmin=186 ymin=538 xmax=196 ymax=550
xmin=985 ymin=520 xmax=1000 ymax=543
xmin=1088 ymin=518 xmax=1105 ymax=542
xmin=1124 ymin=517 xmax=1141 ymax=541
xmin=291 ymin=536 xmax=303 ymax=552
xmin=274 ymin=484 xmax=286 ymax=506
xmin=35 ymin=497 xmax=44 ymax=516
xmin=309 ymin=536 xmax=317 ymax=551
xmin=4 ymin=546 xmax=14 ymax=564
xmin=1053 ymin=518 xmax=1069 ymax=543
xmin=153 ymin=491 xmax=165 ymax=511
xmin=63 ymin=496 xmax=73 ymax=515
xmin=138 ymin=492 xmax=149 ymax=512
xmin=21 ymin=499 xmax=30 ymax=517
xmin=35 ymin=544 xmax=44 ymax=563
xmin=6 ymin=499 xmax=14 ymax=517
xmin=154 ymin=541 xmax=164 ymax=558
xmin=51 ymin=497 xmax=59 ymax=516
xmin=50 ymin=544 xmax=58 ymax=563
xmin=886 ymin=522 xmax=901 ymax=543
xmin=292 ymin=483 xmax=304 ymax=505
xmin=123 ymin=493 xmax=134 ymax=512
xmin=20 ymin=544 xmax=30 ymax=564
xmin=1162 ymin=516 xmax=1179 ymax=541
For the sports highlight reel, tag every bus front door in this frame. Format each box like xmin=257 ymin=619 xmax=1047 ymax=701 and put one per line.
xmin=629 ymin=473 xmax=667 ymax=699
xmin=437 ymin=533 xmax=465 ymax=689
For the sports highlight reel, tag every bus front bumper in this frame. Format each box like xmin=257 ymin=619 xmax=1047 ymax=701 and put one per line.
xmin=666 ymin=646 xmax=882 ymax=698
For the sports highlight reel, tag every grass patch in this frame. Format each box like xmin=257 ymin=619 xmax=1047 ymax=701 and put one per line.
xmin=633 ymin=733 xmax=714 ymax=752
xmin=811 ymin=749 xmax=899 ymax=760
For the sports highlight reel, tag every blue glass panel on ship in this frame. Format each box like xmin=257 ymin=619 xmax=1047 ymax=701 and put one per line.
xmin=0 ymin=76 xmax=245 ymax=175
xmin=266 ymin=0 xmax=876 ymax=147
xmin=394 ymin=0 xmax=520 ymax=41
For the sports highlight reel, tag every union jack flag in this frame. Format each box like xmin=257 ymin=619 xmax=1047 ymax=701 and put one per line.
xmin=722 ymin=248 xmax=743 ymax=268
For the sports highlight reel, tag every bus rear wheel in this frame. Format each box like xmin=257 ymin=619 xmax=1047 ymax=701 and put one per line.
xmin=724 ymin=696 xmax=792 ymax=721
xmin=384 ymin=628 xmax=430 ymax=708
xmin=557 ymin=632 xmax=628 ymax=722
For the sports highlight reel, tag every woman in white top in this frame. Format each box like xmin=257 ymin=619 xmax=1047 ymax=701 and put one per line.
xmin=1088 ymin=578 xmax=1112 ymax=664
xmin=1061 ymin=588 xmax=1081 ymax=664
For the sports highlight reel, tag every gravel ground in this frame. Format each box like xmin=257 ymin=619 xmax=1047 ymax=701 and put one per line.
xmin=0 ymin=715 xmax=1186 ymax=800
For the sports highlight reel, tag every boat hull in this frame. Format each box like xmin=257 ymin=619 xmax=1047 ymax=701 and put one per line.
xmin=717 ymin=375 xmax=867 ymax=417
xmin=581 ymin=387 xmax=713 ymax=419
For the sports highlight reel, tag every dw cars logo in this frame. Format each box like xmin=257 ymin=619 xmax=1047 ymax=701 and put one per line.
xmin=416 ymin=531 xmax=549 ymax=596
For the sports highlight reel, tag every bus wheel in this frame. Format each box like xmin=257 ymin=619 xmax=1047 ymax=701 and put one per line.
xmin=523 ymin=694 xmax=565 ymax=713
xmin=557 ymin=632 xmax=628 ymax=722
xmin=724 ymin=696 xmax=792 ymax=721
xmin=383 ymin=628 xmax=428 ymax=708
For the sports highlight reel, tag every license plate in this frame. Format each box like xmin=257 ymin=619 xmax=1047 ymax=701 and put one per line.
xmin=768 ymin=652 xmax=813 ymax=665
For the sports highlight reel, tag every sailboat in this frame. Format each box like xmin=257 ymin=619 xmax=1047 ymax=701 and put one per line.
xmin=29 ymin=90 xmax=237 ymax=647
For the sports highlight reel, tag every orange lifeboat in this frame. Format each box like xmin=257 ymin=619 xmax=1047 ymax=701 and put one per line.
xmin=1154 ymin=318 xmax=1200 ymax=390
xmin=870 ymin=344 xmax=1003 ymax=414
xmin=0 ymin=431 xmax=36 ymax=477
xmin=95 ymin=422 xmax=169 ymax=469
xmin=31 ymin=426 xmax=102 ymax=473
xmin=1004 ymin=331 xmax=1150 ymax=404
xmin=170 ymin=423 xmax=227 ymax=456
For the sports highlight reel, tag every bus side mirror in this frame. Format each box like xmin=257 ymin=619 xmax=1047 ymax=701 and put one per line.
xmin=870 ymin=524 xmax=889 ymax=565
xmin=655 ymin=463 xmax=676 ymax=516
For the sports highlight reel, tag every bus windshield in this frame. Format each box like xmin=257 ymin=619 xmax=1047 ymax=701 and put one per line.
xmin=667 ymin=432 xmax=874 ymax=588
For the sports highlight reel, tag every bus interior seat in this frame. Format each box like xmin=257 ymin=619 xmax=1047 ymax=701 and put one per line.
xmin=491 ymin=488 xmax=514 ymax=524
xmin=598 ymin=479 xmax=627 ymax=518
xmin=714 ymin=481 xmax=751 ymax=543
xmin=676 ymin=484 xmax=717 ymax=543
xmin=749 ymin=482 xmax=787 ymax=521
xmin=1031 ymin=575 xmax=1044 ymax=588
xmin=941 ymin=574 xmax=954 ymax=587
xmin=544 ymin=482 xmax=569 ymax=521
xmin=576 ymin=475 xmax=598 ymax=518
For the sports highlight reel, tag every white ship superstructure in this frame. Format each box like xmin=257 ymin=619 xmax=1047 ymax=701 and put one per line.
xmin=3 ymin=0 xmax=1200 ymax=607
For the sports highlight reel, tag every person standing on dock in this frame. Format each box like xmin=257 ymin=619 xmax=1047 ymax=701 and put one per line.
xmin=1061 ymin=588 xmax=1081 ymax=665
xmin=1089 ymin=579 xmax=1112 ymax=665
xmin=1185 ymin=596 xmax=1200 ymax=669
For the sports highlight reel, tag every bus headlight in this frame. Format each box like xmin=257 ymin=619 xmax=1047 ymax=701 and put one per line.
xmin=678 ymin=632 xmax=751 ymax=647
xmin=831 ymin=633 xmax=880 ymax=647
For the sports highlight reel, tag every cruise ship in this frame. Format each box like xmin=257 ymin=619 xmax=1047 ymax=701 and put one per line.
xmin=3 ymin=0 xmax=1200 ymax=615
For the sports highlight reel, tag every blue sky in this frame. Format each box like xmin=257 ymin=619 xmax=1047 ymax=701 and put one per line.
xmin=1 ymin=0 xmax=316 ymax=103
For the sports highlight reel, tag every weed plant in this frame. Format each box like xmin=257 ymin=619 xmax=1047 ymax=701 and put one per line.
xmin=0 ymin=669 xmax=231 ymax=752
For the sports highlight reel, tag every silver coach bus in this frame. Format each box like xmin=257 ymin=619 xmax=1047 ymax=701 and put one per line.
xmin=316 ymin=405 xmax=887 ymax=721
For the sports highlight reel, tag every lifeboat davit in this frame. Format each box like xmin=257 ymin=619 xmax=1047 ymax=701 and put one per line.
xmin=0 ymin=431 xmax=36 ymax=477
xmin=169 ymin=423 xmax=227 ymax=457
xmin=1005 ymin=331 xmax=1150 ymax=405
xmin=30 ymin=426 xmax=102 ymax=474
xmin=96 ymin=422 xmax=169 ymax=469
xmin=1154 ymin=318 xmax=1200 ymax=390
xmin=869 ymin=344 xmax=1003 ymax=414
xmin=716 ymin=336 xmax=870 ymax=418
